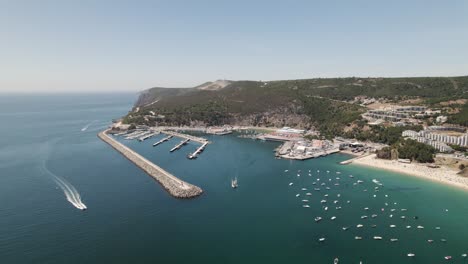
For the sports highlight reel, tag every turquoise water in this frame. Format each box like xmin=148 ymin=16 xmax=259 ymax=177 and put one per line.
xmin=1 ymin=94 xmax=468 ymax=263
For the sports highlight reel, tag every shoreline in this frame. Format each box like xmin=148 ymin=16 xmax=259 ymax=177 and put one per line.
xmin=348 ymin=154 xmax=468 ymax=191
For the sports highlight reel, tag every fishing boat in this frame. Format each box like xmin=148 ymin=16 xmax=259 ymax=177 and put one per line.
xmin=231 ymin=177 xmax=238 ymax=188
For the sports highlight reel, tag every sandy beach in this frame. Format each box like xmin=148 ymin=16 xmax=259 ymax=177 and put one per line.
xmin=350 ymin=154 xmax=468 ymax=191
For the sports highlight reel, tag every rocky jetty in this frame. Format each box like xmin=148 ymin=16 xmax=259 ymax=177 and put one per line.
xmin=98 ymin=130 xmax=203 ymax=198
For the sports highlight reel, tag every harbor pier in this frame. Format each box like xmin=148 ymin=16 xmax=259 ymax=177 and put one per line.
xmin=170 ymin=139 xmax=190 ymax=152
xmin=188 ymin=142 xmax=208 ymax=159
xmin=98 ymin=130 xmax=203 ymax=198
xmin=153 ymin=135 xmax=173 ymax=147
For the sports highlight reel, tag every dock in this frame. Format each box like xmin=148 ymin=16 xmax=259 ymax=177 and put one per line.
xmin=170 ymin=139 xmax=190 ymax=152
xmin=160 ymin=130 xmax=208 ymax=144
xmin=153 ymin=135 xmax=173 ymax=147
xmin=98 ymin=130 xmax=203 ymax=198
xmin=188 ymin=142 xmax=208 ymax=159
xmin=138 ymin=131 xmax=159 ymax=142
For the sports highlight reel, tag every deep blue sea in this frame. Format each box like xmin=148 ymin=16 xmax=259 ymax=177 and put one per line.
xmin=1 ymin=94 xmax=468 ymax=264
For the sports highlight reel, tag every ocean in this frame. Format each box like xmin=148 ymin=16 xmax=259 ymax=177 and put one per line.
xmin=0 ymin=93 xmax=467 ymax=263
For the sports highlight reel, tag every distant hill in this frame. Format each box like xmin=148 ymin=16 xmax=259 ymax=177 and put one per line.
xmin=125 ymin=76 xmax=468 ymax=136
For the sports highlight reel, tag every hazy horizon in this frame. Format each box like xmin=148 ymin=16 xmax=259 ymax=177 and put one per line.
xmin=1 ymin=0 xmax=467 ymax=93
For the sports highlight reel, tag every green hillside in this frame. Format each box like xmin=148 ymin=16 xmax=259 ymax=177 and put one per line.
xmin=124 ymin=76 xmax=468 ymax=136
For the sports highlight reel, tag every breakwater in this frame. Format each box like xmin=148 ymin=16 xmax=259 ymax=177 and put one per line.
xmin=98 ymin=129 xmax=203 ymax=198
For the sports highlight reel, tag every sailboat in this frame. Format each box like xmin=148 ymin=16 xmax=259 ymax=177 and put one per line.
xmin=231 ymin=177 xmax=238 ymax=189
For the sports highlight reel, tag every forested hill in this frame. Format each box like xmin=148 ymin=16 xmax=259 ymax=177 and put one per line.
xmin=124 ymin=76 xmax=468 ymax=136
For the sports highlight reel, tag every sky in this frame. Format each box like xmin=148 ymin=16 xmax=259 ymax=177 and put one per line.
xmin=0 ymin=0 xmax=467 ymax=93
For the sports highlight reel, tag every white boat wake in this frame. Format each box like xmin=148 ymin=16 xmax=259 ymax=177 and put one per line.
xmin=81 ymin=120 xmax=98 ymax=132
xmin=41 ymin=163 xmax=87 ymax=210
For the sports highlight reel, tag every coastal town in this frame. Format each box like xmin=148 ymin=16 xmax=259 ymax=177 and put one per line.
xmin=108 ymin=98 xmax=468 ymax=194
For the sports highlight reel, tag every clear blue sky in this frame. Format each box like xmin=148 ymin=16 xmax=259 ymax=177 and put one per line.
xmin=1 ymin=0 xmax=467 ymax=92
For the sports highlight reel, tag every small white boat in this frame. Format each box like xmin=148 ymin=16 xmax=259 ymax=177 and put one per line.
xmin=417 ymin=226 xmax=424 ymax=229
xmin=333 ymin=200 xmax=338 ymax=204
xmin=324 ymin=207 xmax=328 ymax=211
xmin=364 ymin=207 xmax=369 ymax=210
xmin=315 ymin=217 xmax=322 ymax=222
xmin=336 ymin=206 xmax=342 ymax=210
xmin=390 ymin=238 xmax=398 ymax=242
xmin=321 ymin=200 xmax=327 ymax=203
xmin=296 ymin=194 xmax=300 ymax=197
xmin=462 ymin=253 xmax=467 ymax=258
xmin=435 ymin=227 xmax=441 ymax=230
xmin=337 ymin=194 xmax=341 ymax=197
xmin=231 ymin=177 xmax=238 ymax=188
xmin=284 ymin=170 xmax=289 ymax=172
xmin=349 ymin=175 xmax=354 ymax=178
xmin=361 ymin=215 xmax=368 ymax=219
xmin=314 ymin=188 xmax=320 ymax=191
xmin=301 ymin=188 xmax=307 ymax=191
xmin=355 ymin=236 xmax=362 ymax=240
xmin=306 ymin=193 xmax=312 ymax=196
xmin=342 ymin=227 xmax=349 ymax=231
xmin=303 ymin=205 xmax=310 ymax=208
xmin=406 ymin=226 xmax=411 ymax=229
xmin=390 ymin=225 xmax=396 ymax=228
xmin=357 ymin=180 xmax=363 ymax=184
xmin=334 ymin=258 xmax=339 ymax=264
xmin=330 ymin=216 xmax=336 ymax=220
xmin=326 ymin=187 xmax=331 ymax=190
xmin=444 ymin=256 xmax=452 ymax=260
xmin=357 ymin=224 xmax=363 ymax=228
xmin=401 ymin=216 xmax=406 ymax=219
xmin=373 ymin=236 xmax=382 ymax=240
xmin=324 ymin=194 xmax=329 ymax=197
xmin=297 ymin=174 xmax=300 ymax=177
xmin=289 ymin=182 xmax=293 ymax=186
xmin=407 ymin=253 xmax=415 ymax=257
xmin=371 ymin=214 xmax=377 ymax=218
xmin=302 ymin=199 xmax=309 ymax=202
xmin=318 ymin=238 xmax=325 ymax=242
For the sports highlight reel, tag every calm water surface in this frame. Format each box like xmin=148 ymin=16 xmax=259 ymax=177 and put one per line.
xmin=0 ymin=94 xmax=467 ymax=263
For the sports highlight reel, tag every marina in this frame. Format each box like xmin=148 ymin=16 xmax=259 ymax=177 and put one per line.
xmin=98 ymin=129 xmax=203 ymax=198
